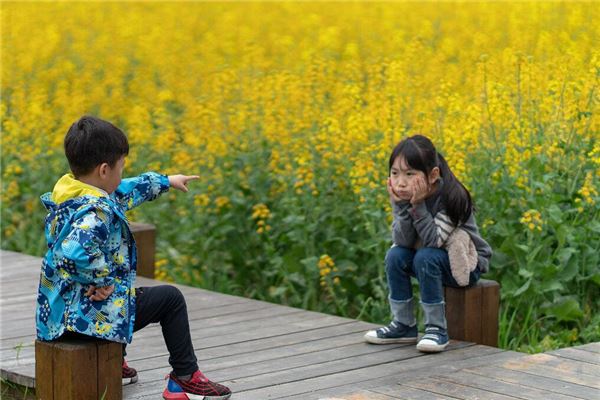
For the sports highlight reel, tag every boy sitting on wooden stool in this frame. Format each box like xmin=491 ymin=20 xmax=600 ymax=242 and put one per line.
xmin=36 ymin=116 xmax=231 ymax=400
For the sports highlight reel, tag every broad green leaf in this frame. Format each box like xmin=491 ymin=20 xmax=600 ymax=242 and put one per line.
xmin=543 ymin=297 xmax=584 ymax=322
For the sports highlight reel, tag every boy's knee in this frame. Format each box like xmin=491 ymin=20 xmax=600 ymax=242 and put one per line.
xmin=162 ymin=285 xmax=185 ymax=305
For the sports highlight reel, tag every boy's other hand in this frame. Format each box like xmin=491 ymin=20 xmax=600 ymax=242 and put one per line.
xmin=168 ymin=175 xmax=199 ymax=193
xmin=86 ymin=285 xmax=115 ymax=301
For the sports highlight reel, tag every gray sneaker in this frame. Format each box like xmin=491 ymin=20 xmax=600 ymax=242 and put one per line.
xmin=364 ymin=320 xmax=418 ymax=344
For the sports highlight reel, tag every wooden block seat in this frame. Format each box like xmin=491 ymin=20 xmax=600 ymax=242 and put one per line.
xmin=445 ymin=279 xmax=500 ymax=347
xmin=35 ymin=338 xmax=122 ymax=400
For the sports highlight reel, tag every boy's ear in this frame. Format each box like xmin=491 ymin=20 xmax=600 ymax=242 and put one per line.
xmin=429 ymin=167 xmax=440 ymax=184
xmin=98 ymin=163 xmax=110 ymax=178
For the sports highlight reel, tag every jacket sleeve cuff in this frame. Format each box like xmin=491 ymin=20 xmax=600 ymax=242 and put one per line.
xmin=392 ymin=200 xmax=411 ymax=215
xmin=410 ymin=202 xmax=428 ymax=219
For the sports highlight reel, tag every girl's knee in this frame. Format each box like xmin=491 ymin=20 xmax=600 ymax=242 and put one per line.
xmin=414 ymin=248 xmax=446 ymax=277
xmin=385 ymin=246 xmax=413 ymax=266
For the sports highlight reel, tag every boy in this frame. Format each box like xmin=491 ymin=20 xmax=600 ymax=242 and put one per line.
xmin=36 ymin=116 xmax=231 ymax=400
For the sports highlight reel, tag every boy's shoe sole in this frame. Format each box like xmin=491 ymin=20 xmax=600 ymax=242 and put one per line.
xmin=163 ymin=390 xmax=231 ymax=400
xmin=364 ymin=331 xmax=418 ymax=344
xmin=416 ymin=339 xmax=449 ymax=353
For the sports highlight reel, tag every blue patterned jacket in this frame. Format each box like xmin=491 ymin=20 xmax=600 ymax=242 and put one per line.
xmin=36 ymin=172 xmax=170 ymax=343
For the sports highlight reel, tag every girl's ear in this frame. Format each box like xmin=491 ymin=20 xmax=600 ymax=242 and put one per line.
xmin=428 ymin=166 xmax=440 ymax=185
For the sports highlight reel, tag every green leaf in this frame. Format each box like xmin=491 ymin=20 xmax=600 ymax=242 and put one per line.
xmin=543 ymin=296 xmax=584 ymax=322
xmin=513 ymin=278 xmax=531 ymax=296
xmin=547 ymin=205 xmax=563 ymax=224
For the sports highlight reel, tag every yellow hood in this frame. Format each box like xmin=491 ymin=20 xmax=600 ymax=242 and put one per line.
xmin=51 ymin=174 xmax=108 ymax=204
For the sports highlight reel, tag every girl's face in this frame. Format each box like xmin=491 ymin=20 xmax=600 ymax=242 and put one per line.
xmin=390 ymin=156 xmax=439 ymax=200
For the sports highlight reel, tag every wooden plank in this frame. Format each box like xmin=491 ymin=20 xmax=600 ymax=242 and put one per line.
xmin=278 ymin=350 xmax=523 ymax=400
xmin=0 ymin=302 xmax=299 ymax=367
xmin=432 ymin=370 xmax=577 ymax=400
xmin=204 ymin=344 xmax=494 ymax=400
xmin=500 ymin=354 xmax=600 ymax=388
xmin=127 ymin=322 xmax=372 ymax=377
xmin=372 ymin=385 xmax=457 ymax=399
xmin=465 ymin=365 xmax=600 ymax=400
xmin=131 ymin=320 xmax=368 ymax=366
xmin=546 ymin=347 xmax=600 ymax=366
xmin=125 ymin=343 xmax=474 ymax=399
xmin=401 ymin=378 xmax=519 ymax=399
xmin=123 ymin=310 xmax=348 ymax=364
xmin=573 ymin=342 xmax=600 ymax=354
xmin=144 ymin=341 xmax=419 ymax=384
xmin=510 ymin=352 xmax=600 ymax=375
xmin=331 ymin=390 xmax=402 ymax=400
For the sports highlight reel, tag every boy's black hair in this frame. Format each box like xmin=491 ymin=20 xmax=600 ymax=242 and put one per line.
xmin=389 ymin=134 xmax=473 ymax=226
xmin=64 ymin=116 xmax=129 ymax=177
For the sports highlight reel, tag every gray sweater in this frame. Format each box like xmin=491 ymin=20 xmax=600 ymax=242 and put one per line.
xmin=391 ymin=192 xmax=492 ymax=273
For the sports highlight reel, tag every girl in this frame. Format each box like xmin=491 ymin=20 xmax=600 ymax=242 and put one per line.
xmin=364 ymin=135 xmax=492 ymax=352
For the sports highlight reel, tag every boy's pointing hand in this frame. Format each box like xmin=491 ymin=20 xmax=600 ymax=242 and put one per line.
xmin=168 ymin=175 xmax=199 ymax=193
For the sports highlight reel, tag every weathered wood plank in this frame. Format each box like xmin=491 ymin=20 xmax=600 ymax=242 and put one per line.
xmin=214 ymin=344 xmax=495 ymax=400
xmin=331 ymin=390 xmax=402 ymax=400
xmin=464 ymin=365 xmax=600 ymax=400
xmin=574 ymin=343 xmax=600 ymax=354
xmin=432 ymin=370 xmax=576 ymax=400
xmin=275 ymin=350 xmax=524 ymax=400
xmin=371 ymin=385 xmax=457 ymax=399
xmin=141 ymin=340 xmax=418 ymax=384
xmin=544 ymin=347 xmax=600 ymax=366
xmin=124 ymin=343 xmax=472 ymax=399
xmin=500 ymin=354 xmax=600 ymax=388
xmin=401 ymin=379 xmax=519 ymax=400
xmin=0 ymin=303 xmax=305 ymax=366
xmin=129 ymin=322 xmax=372 ymax=375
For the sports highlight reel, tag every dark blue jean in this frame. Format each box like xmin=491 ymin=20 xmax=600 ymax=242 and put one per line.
xmin=385 ymin=246 xmax=480 ymax=329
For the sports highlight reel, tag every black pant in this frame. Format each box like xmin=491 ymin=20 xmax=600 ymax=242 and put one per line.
xmin=60 ymin=285 xmax=198 ymax=377
xmin=130 ymin=285 xmax=199 ymax=377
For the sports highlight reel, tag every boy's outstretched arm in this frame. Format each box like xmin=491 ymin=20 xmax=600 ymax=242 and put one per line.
xmin=114 ymin=172 xmax=199 ymax=210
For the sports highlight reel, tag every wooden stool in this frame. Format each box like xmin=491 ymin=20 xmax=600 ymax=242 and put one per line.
xmin=130 ymin=222 xmax=156 ymax=279
xmin=444 ymin=279 xmax=500 ymax=347
xmin=35 ymin=338 xmax=122 ymax=400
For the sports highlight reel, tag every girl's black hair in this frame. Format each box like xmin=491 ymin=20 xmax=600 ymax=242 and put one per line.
xmin=388 ymin=134 xmax=473 ymax=225
xmin=64 ymin=116 xmax=129 ymax=177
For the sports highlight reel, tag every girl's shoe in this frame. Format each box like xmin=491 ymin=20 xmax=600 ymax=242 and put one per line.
xmin=364 ymin=320 xmax=418 ymax=344
xmin=163 ymin=369 xmax=231 ymax=400
xmin=122 ymin=359 xmax=138 ymax=385
xmin=416 ymin=326 xmax=449 ymax=353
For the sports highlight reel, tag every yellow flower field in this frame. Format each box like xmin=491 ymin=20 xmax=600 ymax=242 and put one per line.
xmin=2 ymin=1 xmax=599 ymax=351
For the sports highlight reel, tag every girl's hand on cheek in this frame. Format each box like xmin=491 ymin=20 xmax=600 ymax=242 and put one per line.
xmin=410 ymin=176 xmax=430 ymax=205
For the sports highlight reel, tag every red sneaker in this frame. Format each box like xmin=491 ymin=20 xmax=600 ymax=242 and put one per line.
xmin=163 ymin=370 xmax=231 ymax=400
xmin=122 ymin=359 xmax=138 ymax=385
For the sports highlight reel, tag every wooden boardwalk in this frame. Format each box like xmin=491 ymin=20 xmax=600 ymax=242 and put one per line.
xmin=1 ymin=249 xmax=599 ymax=399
